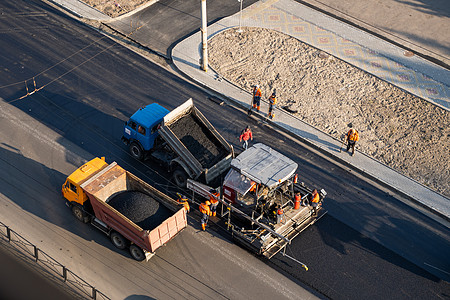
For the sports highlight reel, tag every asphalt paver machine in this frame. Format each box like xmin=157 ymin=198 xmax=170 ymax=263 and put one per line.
xmin=188 ymin=143 xmax=327 ymax=258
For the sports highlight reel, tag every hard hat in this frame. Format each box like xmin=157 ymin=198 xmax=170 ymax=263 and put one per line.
xmin=272 ymin=92 xmax=276 ymax=96
xmin=205 ymin=201 xmax=211 ymax=205
xmin=255 ymin=84 xmax=259 ymax=88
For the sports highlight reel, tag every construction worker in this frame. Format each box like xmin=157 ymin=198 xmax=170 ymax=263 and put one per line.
xmin=209 ymin=189 xmax=220 ymax=217
xmin=346 ymin=127 xmax=359 ymax=156
xmin=199 ymin=200 xmax=211 ymax=231
xmin=249 ymin=181 xmax=257 ymax=194
xmin=310 ymin=189 xmax=320 ymax=216
xmin=239 ymin=125 xmax=253 ymax=150
xmin=268 ymin=91 xmax=277 ymax=119
xmin=276 ymin=204 xmax=285 ymax=224
xmin=176 ymin=193 xmax=190 ymax=213
xmin=251 ymin=84 xmax=262 ymax=112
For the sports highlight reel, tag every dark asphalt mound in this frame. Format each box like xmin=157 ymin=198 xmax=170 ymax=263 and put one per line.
xmin=169 ymin=113 xmax=228 ymax=168
xmin=108 ymin=191 xmax=173 ymax=230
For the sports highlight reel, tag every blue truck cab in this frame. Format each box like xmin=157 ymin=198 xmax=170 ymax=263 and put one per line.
xmin=122 ymin=103 xmax=170 ymax=160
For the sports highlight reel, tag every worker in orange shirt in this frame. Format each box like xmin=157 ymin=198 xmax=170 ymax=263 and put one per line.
xmin=346 ymin=127 xmax=359 ymax=156
xmin=276 ymin=204 xmax=285 ymax=224
xmin=176 ymin=193 xmax=190 ymax=213
xmin=268 ymin=91 xmax=277 ymax=119
xmin=252 ymin=84 xmax=262 ymax=112
xmin=209 ymin=189 xmax=220 ymax=217
xmin=199 ymin=201 xmax=211 ymax=231
xmin=310 ymin=189 xmax=320 ymax=216
xmin=239 ymin=126 xmax=253 ymax=150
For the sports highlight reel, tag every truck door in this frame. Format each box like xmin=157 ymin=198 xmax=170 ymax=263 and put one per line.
xmin=62 ymin=179 xmax=80 ymax=204
xmin=124 ymin=120 xmax=138 ymax=142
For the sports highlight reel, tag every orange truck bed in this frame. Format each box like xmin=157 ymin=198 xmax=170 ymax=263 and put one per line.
xmin=81 ymin=162 xmax=187 ymax=255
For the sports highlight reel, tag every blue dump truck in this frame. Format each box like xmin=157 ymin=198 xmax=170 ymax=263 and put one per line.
xmin=122 ymin=99 xmax=234 ymax=187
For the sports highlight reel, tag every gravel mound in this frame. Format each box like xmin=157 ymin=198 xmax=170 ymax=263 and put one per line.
xmin=108 ymin=191 xmax=173 ymax=230
xmin=209 ymin=27 xmax=449 ymax=197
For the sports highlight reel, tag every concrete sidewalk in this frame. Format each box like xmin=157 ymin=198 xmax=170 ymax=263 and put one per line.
xmin=47 ymin=0 xmax=449 ymax=222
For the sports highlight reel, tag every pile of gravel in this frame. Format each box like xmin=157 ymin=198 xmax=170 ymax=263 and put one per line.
xmin=170 ymin=113 xmax=228 ymax=168
xmin=107 ymin=191 xmax=173 ymax=230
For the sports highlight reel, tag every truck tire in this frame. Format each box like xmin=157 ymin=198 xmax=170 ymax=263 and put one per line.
xmin=72 ymin=205 xmax=89 ymax=223
xmin=129 ymin=245 xmax=145 ymax=261
xmin=172 ymin=168 xmax=188 ymax=188
xmin=110 ymin=231 xmax=128 ymax=250
xmin=129 ymin=142 xmax=144 ymax=161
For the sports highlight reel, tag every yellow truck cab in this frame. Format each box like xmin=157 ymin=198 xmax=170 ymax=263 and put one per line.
xmin=62 ymin=157 xmax=108 ymax=222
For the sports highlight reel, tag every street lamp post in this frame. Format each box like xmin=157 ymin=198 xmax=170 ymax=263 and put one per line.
xmin=201 ymin=0 xmax=208 ymax=72
xmin=237 ymin=0 xmax=243 ymax=33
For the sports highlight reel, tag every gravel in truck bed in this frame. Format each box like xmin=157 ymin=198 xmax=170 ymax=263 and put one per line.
xmin=169 ymin=113 xmax=228 ymax=168
xmin=107 ymin=191 xmax=173 ymax=230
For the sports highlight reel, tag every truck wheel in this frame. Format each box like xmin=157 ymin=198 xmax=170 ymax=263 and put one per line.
xmin=110 ymin=231 xmax=128 ymax=250
xmin=172 ymin=168 xmax=188 ymax=188
xmin=129 ymin=245 xmax=145 ymax=261
xmin=72 ymin=205 xmax=88 ymax=223
xmin=129 ymin=142 xmax=144 ymax=161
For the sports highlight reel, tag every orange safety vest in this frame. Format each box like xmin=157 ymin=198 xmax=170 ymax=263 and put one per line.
xmin=269 ymin=95 xmax=277 ymax=105
xmin=347 ymin=129 xmax=359 ymax=142
xmin=199 ymin=203 xmax=211 ymax=215
xmin=311 ymin=192 xmax=320 ymax=203
xmin=209 ymin=192 xmax=219 ymax=204
xmin=177 ymin=196 xmax=190 ymax=212
xmin=253 ymin=87 xmax=262 ymax=98
xmin=277 ymin=208 xmax=284 ymax=215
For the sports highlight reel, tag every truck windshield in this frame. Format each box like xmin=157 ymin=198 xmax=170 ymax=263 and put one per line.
xmin=223 ymin=169 xmax=253 ymax=195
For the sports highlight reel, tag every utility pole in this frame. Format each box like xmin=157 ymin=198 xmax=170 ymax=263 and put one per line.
xmin=201 ymin=0 xmax=208 ymax=72
xmin=237 ymin=0 xmax=243 ymax=33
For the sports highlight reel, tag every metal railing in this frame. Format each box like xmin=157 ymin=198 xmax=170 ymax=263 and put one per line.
xmin=0 ymin=221 xmax=109 ymax=300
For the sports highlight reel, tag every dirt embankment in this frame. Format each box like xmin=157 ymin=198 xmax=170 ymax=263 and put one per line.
xmin=208 ymin=27 xmax=449 ymax=197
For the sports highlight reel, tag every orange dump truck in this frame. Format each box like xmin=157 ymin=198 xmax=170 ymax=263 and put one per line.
xmin=62 ymin=157 xmax=187 ymax=261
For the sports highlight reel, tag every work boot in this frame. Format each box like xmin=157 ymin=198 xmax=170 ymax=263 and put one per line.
xmin=201 ymin=223 xmax=206 ymax=231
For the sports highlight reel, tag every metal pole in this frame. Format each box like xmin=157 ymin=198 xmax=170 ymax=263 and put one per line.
xmin=237 ymin=0 xmax=243 ymax=33
xmin=201 ymin=0 xmax=208 ymax=72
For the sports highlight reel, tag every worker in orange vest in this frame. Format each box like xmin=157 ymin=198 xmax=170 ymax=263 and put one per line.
xmin=268 ymin=91 xmax=277 ymax=119
xmin=276 ymin=204 xmax=285 ymax=224
xmin=209 ymin=189 xmax=220 ymax=217
xmin=310 ymin=189 xmax=320 ymax=216
xmin=176 ymin=193 xmax=190 ymax=213
xmin=346 ymin=127 xmax=359 ymax=156
xmin=252 ymin=84 xmax=262 ymax=112
xmin=199 ymin=200 xmax=211 ymax=231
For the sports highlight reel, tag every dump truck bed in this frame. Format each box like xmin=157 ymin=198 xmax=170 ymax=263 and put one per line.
xmin=80 ymin=162 xmax=187 ymax=254
xmin=158 ymin=99 xmax=233 ymax=183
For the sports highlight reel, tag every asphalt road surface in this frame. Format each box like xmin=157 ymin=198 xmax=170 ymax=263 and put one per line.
xmin=108 ymin=0 xmax=259 ymax=57
xmin=0 ymin=0 xmax=449 ymax=299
